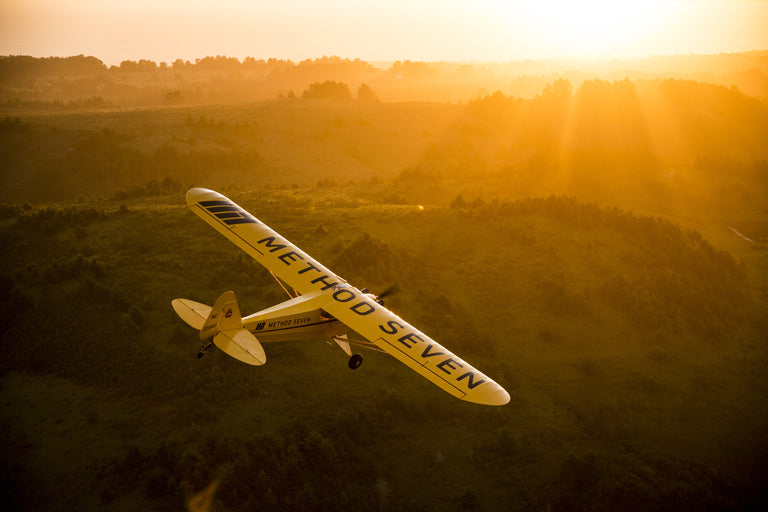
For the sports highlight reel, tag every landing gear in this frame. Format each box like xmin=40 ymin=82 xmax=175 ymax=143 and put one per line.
xmin=348 ymin=353 xmax=363 ymax=370
xmin=197 ymin=339 xmax=213 ymax=359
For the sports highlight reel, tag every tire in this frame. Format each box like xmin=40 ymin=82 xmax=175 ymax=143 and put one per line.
xmin=348 ymin=353 xmax=363 ymax=370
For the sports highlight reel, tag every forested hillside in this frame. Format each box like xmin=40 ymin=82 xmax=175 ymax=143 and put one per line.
xmin=2 ymin=74 xmax=766 ymax=232
xmin=1 ymin=190 xmax=765 ymax=510
xmin=1 ymin=52 xmax=767 ymax=106
xmin=1 ymin=53 xmax=767 ymax=511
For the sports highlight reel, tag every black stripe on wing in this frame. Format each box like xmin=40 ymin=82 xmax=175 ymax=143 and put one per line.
xmin=199 ymin=200 xmax=257 ymax=225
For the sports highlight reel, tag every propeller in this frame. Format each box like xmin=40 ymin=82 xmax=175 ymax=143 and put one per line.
xmin=377 ymin=283 xmax=400 ymax=301
xmin=362 ymin=284 xmax=400 ymax=305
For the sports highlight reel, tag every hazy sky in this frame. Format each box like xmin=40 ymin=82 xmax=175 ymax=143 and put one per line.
xmin=1 ymin=0 xmax=767 ymax=65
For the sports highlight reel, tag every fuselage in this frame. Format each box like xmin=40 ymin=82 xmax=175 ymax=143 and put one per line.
xmin=243 ymin=308 xmax=347 ymax=342
xmin=242 ymin=290 xmax=348 ymax=342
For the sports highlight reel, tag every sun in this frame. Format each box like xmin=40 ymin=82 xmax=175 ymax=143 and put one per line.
xmin=486 ymin=0 xmax=680 ymax=58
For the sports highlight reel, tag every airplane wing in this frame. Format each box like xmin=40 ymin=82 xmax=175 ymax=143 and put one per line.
xmin=186 ymin=188 xmax=510 ymax=406
xmin=320 ymin=293 xmax=510 ymax=405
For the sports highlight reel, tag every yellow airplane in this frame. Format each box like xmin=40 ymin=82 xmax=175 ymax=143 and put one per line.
xmin=173 ymin=188 xmax=510 ymax=406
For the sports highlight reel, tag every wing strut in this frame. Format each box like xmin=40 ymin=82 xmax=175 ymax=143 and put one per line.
xmin=270 ymin=270 xmax=297 ymax=299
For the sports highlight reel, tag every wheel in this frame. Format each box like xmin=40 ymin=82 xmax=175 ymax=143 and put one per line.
xmin=348 ymin=353 xmax=363 ymax=370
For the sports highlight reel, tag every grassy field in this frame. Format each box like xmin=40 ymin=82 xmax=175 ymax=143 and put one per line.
xmin=1 ymin=84 xmax=767 ymax=510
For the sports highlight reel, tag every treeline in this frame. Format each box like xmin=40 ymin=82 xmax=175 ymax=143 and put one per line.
xmin=0 ymin=55 xmax=383 ymax=106
xmin=0 ymin=54 xmax=106 ymax=79
xmin=1 ymin=96 xmax=108 ymax=111
xmin=2 ymin=53 xmax=767 ymax=106
xmin=4 ymin=53 xmax=766 ymax=85
xmin=0 ymin=54 xmax=374 ymax=78
xmin=0 ymin=80 xmax=378 ymax=111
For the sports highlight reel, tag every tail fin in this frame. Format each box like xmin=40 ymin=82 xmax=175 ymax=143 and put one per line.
xmin=173 ymin=291 xmax=266 ymax=366
xmin=200 ymin=291 xmax=241 ymax=340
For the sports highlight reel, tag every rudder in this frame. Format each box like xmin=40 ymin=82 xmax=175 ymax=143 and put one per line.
xmin=199 ymin=291 xmax=266 ymax=366
xmin=174 ymin=292 xmax=265 ymax=365
xmin=200 ymin=291 xmax=242 ymax=340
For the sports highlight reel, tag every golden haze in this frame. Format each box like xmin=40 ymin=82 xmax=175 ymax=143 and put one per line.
xmin=1 ymin=0 xmax=767 ymax=63
xmin=0 ymin=35 xmax=767 ymax=512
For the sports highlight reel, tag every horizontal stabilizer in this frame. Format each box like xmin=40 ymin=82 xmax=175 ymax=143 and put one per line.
xmin=171 ymin=299 xmax=212 ymax=331
xmin=214 ymin=329 xmax=266 ymax=366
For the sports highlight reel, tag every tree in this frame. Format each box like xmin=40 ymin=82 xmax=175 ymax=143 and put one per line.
xmin=302 ymin=81 xmax=351 ymax=100
xmin=357 ymin=84 xmax=380 ymax=103
xmin=162 ymin=90 xmax=184 ymax=105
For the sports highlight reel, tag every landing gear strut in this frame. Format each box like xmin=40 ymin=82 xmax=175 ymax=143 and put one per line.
xmin=348 ymin=353 xmax=363 ymax=370
xmin=197 ymin=339 xmax=213 ymax=359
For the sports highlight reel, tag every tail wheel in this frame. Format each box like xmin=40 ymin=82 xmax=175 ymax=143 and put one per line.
xmin=348 ymin=353 xmax=363 ymax=370
xmin=197 ymin=339 xmax=213 ymax=359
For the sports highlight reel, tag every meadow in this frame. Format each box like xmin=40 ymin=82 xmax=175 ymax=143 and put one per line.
xmin=1 ymin=54 xmax=767 ymax=511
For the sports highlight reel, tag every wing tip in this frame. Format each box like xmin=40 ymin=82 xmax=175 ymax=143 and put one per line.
xmin=186 ymin=187 xmax=218 ymax=207
xmin=466 ymin=385 xmax=511 ymax=406
xmin=491 ymin=388 xmax=511 ymax=406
